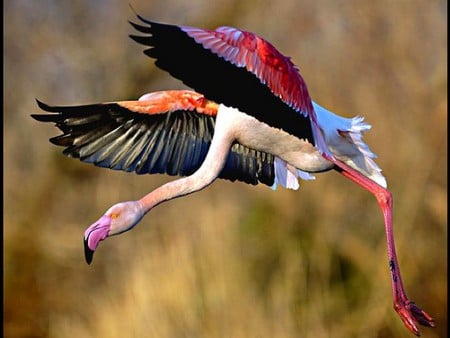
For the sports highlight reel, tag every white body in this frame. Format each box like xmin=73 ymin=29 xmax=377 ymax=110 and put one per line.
xmin=216 ymin=102 xmax=386 ymax=190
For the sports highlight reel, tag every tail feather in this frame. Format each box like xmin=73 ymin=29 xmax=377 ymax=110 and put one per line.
xmin=345 ymin=116 xmax=387 ymax=188
xmin=313 ymin=101 xmax=387 ymax=188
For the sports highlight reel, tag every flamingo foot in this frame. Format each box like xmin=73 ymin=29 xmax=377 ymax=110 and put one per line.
xmin=394 ymin=299 xmax=435 ymax=336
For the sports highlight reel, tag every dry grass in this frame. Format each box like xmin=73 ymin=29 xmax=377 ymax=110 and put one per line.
xmin=4 ymin=0 xmax=446 ymax=337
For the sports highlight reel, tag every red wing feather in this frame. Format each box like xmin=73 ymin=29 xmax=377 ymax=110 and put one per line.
xmin=181 ymin=26 xmax=312 ymax=117
xmin=119 ymin=90 xmax=219 ymax=116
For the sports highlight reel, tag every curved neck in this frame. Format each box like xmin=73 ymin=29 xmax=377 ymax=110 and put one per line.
xmin=138 ymin=106 xmax=236 ymax=214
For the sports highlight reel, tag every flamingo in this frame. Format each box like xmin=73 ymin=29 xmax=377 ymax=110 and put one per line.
xmin=31 ymin=14 xmax=434 ymax=336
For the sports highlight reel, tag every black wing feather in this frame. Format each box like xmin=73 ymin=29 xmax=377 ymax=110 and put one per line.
xmin=32 ymin=101 xmax=275 ymax=186
xmin=129 ymin=18 xmax=314 ymax=144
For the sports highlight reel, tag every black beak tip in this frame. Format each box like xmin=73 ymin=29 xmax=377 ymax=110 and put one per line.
xmin=84 ymin=238 xmax=94 ymax=265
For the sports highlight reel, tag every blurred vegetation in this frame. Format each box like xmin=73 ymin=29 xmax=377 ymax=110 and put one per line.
xmin=4 ymin=0 xmax=446 ymax=337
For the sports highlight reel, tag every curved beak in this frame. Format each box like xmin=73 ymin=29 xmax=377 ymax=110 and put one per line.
xmin=83 ymin=215 xmax=112 ymax=264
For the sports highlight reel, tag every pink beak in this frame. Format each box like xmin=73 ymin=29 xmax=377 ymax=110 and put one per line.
xmin=83 ymin=215 xmax=111 ymax=264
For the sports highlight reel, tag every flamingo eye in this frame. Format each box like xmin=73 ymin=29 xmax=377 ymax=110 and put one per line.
xmin=110 ymin=213 xmax=119 ymax=220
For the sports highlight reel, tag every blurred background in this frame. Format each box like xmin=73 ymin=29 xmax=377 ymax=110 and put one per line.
xmin=4 ymin=1 xmax=447 ymax=337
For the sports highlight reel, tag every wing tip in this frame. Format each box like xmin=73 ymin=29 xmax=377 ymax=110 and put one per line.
xmin=32 ymin=99 xmax=59 ymax=121
xmin=127 ymin=4 xmax=150 ymax=25
xmin=35 ymin=98 xmax=51 ymax=111
xmin=30 ymin=113 xmax=50 ymax=122
xmin=129 ymin=7 xmax=155 ymax=26
xmin=129 ymin=34 xmax=150 ymax=46
xmin=136 ymin=13 xmax=150 ymax=24
xmin=128 ymin=21 xmax=152 ymax=34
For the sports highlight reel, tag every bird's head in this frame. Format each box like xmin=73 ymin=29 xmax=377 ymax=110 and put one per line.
xmin=83 ymin=201 xmax=144 ymax=264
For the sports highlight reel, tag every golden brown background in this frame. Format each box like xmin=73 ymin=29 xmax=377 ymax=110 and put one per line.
xmin=4 ymin=1 xmax=447 ymax=337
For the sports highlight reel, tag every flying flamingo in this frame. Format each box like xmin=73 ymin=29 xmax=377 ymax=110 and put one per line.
xmin=31 ymin=14 xmax=434 ymax=336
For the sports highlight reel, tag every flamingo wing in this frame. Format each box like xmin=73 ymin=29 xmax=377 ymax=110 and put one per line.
xmin=32 ymin=92 xmax=275 ymax=186
xmin=129 ymin=16 xmax=315 ymax=144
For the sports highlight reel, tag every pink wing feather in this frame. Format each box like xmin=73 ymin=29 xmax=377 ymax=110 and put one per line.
xmin=181 ymin=25 xmax=331 ymax=156
xmin=181 ymin=26 xmax=311 ymax=117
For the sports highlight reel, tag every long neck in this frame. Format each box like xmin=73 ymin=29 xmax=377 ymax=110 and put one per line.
xmin=138 ymin=106 xmax=236 ymax=214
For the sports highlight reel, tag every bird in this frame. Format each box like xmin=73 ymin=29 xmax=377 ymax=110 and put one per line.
xmin=31 ymin=13 xmax=434 ymax=336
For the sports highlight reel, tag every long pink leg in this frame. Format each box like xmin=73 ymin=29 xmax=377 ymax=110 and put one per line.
xmin=328 ymin=156 xmax=435 ymax=336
